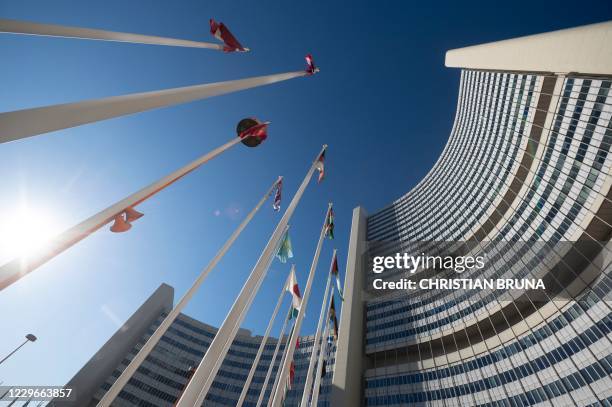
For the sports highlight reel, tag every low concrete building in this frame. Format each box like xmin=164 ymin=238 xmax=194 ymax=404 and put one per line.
xmin=51 ymin=283 xmax=335 ymax=407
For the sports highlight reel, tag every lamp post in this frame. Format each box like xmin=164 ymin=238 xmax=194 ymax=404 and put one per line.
xmin=0 ymin=334 xmax=37 ymax=365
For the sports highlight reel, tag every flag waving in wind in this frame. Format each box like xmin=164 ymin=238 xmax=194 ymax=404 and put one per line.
xmin=276 ymin=230 xmax=294 ymax=263
xmin=209 ymin=19 xmax=249 ymax=52
xmin=315 ymin=150 xmax=325 ymax=183
xmin=330 ymin=251 xmax=344 ymax=301
xmin=273 ymin=177 xmax=283 ymax=212
xmin=285 ymin=266 xmax=302 ymax=319
xmin=325 ymin=207 xmax=335 ymax=239
xmin=289 ymin=360 xmax=295 ymax=389
xmin=237 ymin=119 xmax=270 ymax=145
xmin=283 ymin=360 xmax=296 ymax=405
xmin=281 ymin=359 xmax=296 ymax=406
xmin=305 ymin=54 xmax=319 ymax=75
xmin=329 ymin=296 xmax=339 ymax=339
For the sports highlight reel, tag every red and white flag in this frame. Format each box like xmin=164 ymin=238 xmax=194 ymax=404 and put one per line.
xmin=305 ymin=54 xmax=319 ymax=75
xmin=315 ymin=150 xmax=325 ymax=183
xmin=210 ymin=19 xmax=249 ymax=52
xmin=238 ymin=120 xmax=269 ymax=142
xmin=285 ymin=265 xmax=302 ymax=319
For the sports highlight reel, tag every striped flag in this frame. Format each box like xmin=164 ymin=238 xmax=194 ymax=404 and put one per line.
xmin=273 ymin=177 xmax=282 ymax=212
xmin=325 ymin=207 xmax=334 ymax=239
xmin=285 ymin=266 xmax=302 ymax=319
xmin=330 ymin=251 xmax=344 ymax=301
xmin=209 ymin=19 xmax=249 ymax=52
xmin=315 ymin=150 xmax=325 ymax=183
xmin=276 ymin=231 xmax=294 ymax=263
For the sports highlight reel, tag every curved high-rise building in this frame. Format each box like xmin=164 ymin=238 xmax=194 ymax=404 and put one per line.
xmin=332 ymin=22 xmax=612 ymax=406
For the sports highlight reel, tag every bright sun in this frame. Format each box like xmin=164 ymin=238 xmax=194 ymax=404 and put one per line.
xmin=0 ymin=205 xmax=62 ymax=262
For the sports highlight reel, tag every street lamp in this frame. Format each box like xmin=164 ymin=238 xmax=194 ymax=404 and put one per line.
xmin=0 ymin=334 xmax=37 ymax=365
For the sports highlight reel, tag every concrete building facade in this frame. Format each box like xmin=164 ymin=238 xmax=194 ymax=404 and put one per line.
xmin=52 ymin=283 xmax=335 ymax=407
xmin=332 ymin=22 xmax=612 ymax=406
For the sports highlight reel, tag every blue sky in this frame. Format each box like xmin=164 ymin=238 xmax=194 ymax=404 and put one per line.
xmin=1 ymin=0 xmax=611 ymax=389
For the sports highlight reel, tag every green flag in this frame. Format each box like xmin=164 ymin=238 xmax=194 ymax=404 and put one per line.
xmin=276 ymin=231 xmax=294 ymax=263
xmin=325 ymin=207 xmax=334 ymax=239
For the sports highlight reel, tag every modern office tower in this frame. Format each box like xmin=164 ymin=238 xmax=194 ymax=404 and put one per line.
xmin=332 ymin=22 xmax=612 ymax=406
xmin=51 ymin=284 xmax=335 ymax=407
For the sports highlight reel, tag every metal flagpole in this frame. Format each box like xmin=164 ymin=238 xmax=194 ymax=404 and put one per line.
xmin=0 ymin=71 xmax=308 ymax=144
xmin=299 ymin=249 xmax=335 ymax=407
xmin=175 ymin=145 xmax=327 ymax=407
xmin=0 ymin=18 xmax=224 ymax=50
xmin=97 ymin=177 xmax=282 ymax=407
xmin=256 ymin=307 xmax=292 ymax=407
xmin=0 ymin=134 xmax=259 ymax=292
xmin=236 ymin=271 xmax=290 ymax=407
xmin=270 ymin=203 xmax=332 ymax=407
xmin=267 ymin=321 xmax=295 ymax=407
xmin=310 ymin=291 xmax=335 ymax=407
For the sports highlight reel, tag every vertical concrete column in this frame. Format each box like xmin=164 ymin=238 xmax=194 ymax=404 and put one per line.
xmin=330 ymin=206 xmax=367 ymax=406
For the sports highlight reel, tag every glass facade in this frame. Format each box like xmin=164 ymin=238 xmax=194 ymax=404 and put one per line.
xmin=90 ymin=312 xmax=335 ymax=407
xmin=360 ymin=70 xmax=612 ymax=406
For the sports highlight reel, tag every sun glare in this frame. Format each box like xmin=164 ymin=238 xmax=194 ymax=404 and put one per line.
xmin=0 ymin=205 xmax=62 ymax=262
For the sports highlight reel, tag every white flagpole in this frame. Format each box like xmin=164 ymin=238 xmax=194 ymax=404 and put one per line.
xmin=270 ymin=203 xmax=332 ymax=407
xmin=97 ymin=177 xmax=281 ymax=407
xmin=268 ymin=320 xmax=296 ymax=407
xmin=256 ymin=308 xmax=292 ymax=407
xmin=175 ymin=145 xmax=328 ymax=407
xmin=0 ymin=134 xmax=258 ymax=291
xmin=310 ymin=292 xmax=335 ymax=407
xmin=0 ymin=18 xmax=224 ymax=49
xmin=236 ymin=271 xmax=290 ymax=407
xmin=299 ymin=250 xmax=335 ymax=407
xmin=0 ymin=70 xmax=308 ymax=144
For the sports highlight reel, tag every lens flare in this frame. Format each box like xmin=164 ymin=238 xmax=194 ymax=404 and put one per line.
xmin=0 ymin=205 xmax=62 ymax=263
